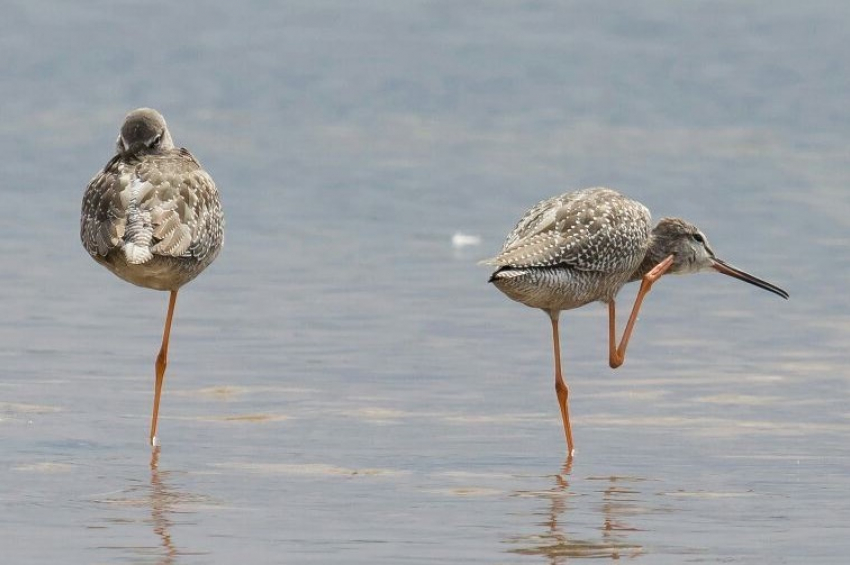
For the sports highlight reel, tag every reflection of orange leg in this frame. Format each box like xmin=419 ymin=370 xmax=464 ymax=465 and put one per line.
xmin=550 ymin=313 xmax=575 ymax=456
xmin=561 ymin=452 xmax=573 ymax=476
xmin=148 ymin=445 xmax=177 ymax=559
xmin=150 ymin=290 xmax=178 ymax=446
xmin=609 ymin=255 xmax=675 ymax=368
xmin=150 ymin=445 xmax=161 ymax=470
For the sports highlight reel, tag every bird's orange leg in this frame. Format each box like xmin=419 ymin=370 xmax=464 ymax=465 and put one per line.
xmin=608 ymin=255 xmax=675 ymax=368
xmin=150 ymin=290 xmax=178 ymax=446
xmin=550 ymin=314 xmax=575 ymax=456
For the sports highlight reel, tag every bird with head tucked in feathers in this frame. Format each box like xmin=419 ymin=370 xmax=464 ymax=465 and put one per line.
xmin=81 ymin=107 xmax=224 ymax=446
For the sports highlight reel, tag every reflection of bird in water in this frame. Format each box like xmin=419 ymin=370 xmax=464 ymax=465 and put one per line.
xmin=81 ymin=108 xmax=224 ymax=445
xmin=91 ymin=447 xmax=209 ymax=562
xmin=484 ymin=187 xmax=789 ymax=456
xmin=508 ymin=463 xmax=644 ymax=562
xmin=149 ymin=447 xmax=178 ymax=565
xmin=597 ymin=476 xmax=645 ymax=557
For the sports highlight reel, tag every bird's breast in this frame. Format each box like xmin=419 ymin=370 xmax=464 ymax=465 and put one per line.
xmin=490 ymin=266 xmax=632 ymax=311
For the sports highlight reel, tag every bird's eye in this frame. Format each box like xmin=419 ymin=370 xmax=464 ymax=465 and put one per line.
xmin=149 ymin=134 xmax=162 ymax=148
xmin=692 ymin=233 xmax=705 ymax=244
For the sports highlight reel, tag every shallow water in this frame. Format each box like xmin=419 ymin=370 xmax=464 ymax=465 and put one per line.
xmin=2 ymin=1 xmax=850 ymax=563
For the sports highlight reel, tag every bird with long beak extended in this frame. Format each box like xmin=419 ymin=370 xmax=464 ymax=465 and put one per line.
xmin=484 ymin=187 xmax=788 ymax=456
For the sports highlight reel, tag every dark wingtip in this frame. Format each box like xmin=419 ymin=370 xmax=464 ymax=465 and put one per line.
xmin=487 ymin=266 xmax=512 ymax=283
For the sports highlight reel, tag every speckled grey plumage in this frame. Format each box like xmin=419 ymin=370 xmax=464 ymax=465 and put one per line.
xmin=485 ymin=188 xmax=789 ymax=314
xmin=483 ymin=188 xmax=652 ymax=311
xmin=81 ymin=108 xmax=223 ymax=291
xmin=484 ymin=186 xmax=788 ymax=456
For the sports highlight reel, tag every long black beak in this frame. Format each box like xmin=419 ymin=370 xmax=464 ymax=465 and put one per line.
xmin=712 ymin=259 xmax=789 ymax=299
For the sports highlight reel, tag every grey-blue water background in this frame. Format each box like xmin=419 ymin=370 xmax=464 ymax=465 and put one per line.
xmin=2 ymin=1 xmax=848 ymax=563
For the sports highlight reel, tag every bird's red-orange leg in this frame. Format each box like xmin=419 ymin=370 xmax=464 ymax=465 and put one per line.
xmin=550 ymin=313 xmax=575 ymax=456
xmin=150 ymin=290 xmax=178 ymax=446
xmin=608 ymin=255 xmax=675 ymax=368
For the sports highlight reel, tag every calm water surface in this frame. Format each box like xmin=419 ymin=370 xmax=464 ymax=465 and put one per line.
xmin=2 ymin=1 xmax=849 ymax=563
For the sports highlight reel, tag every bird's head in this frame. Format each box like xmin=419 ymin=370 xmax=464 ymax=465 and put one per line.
xmin=116 ymin=108 xmax=174 ymax=157
xmin=651 ymin=217 xmax=716 ymax=275
xmin=650 ymin=217 xmax=788 ymax=299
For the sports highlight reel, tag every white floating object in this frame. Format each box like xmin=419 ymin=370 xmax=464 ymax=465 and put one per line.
xmin=452 ymin=232 xmax=482 ymax=248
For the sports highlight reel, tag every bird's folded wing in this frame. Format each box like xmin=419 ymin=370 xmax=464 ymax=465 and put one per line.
xmin=81 ymin=154 xmax=221 ymax=264
xmin=484 ymin=188 xmax=651 ymax=273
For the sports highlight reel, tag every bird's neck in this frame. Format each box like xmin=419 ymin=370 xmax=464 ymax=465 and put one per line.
xmin=629 ymin=236 xmax=669 ymax=281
